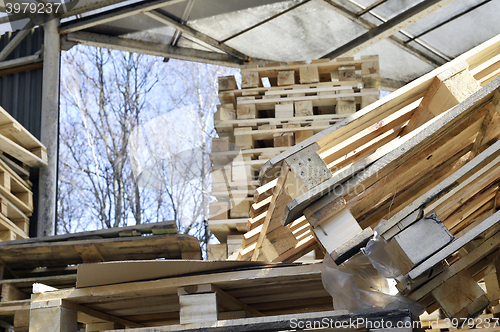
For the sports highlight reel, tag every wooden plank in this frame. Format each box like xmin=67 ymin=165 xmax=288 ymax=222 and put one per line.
xmin=0 ymin=106 xmax=47 ymax=152
xmin=0 ymin=234 xmax=201 ymax=271
xmin=407 ymin=231 xmax=500 ymax=301
xmin=101 ymin=308 xmax=412 ymax=332
xmin=379 ymin=139 xmax=500 ymax=240
xmin=0 ymin=220 xmax=178 ymax=246
xmin=281 ymin=76 xmax=500 ymax=226
xmin=0 ymin=133 xmax=47 ymax=168
xmin=259 ymin=33 xmax=500 ymax=186
xmin=329 ymin=227 xmax=373 ymax=264
xmin=73 ymin=244 xmax=105 ymax=263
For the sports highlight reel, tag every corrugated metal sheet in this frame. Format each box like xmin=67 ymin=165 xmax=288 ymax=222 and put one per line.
xmin=0 ymin=27 xmax=43 ymax=140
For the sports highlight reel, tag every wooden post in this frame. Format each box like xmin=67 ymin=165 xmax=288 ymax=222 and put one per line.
xmin=30 ymin=300 xmax=78 ymax=332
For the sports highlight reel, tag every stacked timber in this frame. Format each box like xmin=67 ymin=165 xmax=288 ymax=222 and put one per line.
xmin=0 ymin=221 xmax=200 ymax=330
xmin=0 ymin=106 xmax=48 ymax=242
xmin=208 ymin=56 xmax=381 ymax=259
xmin=249 ymin=33 xmax=500 ymax=324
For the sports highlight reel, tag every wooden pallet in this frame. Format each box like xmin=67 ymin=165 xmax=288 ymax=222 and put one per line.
xmin=26 ymin=262 xmax=412 ymax=331
xmin=246 ymin=33 xmax=500 ymax=321
xmin=0 ymin=106 xmax=47 ymax=168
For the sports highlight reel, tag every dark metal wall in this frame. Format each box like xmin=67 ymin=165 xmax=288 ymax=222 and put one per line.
xmin=0 ymin=27 xmax=44 ymax=140
xmin=0 ymin=27 xmax=44 ymax=237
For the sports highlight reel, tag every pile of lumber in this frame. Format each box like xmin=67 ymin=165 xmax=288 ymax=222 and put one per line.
xmin=0 ymin=106 xmax=48 ymax=242
xmin=246 ymin=33 xmax=500 ymax=324
xmin=28 ymin=260 xmax=419 ymax=331
xmin=0 ymin=220 xmax=201 ymax=330
xmin=209 ymin=56 xmax=381 ymax=260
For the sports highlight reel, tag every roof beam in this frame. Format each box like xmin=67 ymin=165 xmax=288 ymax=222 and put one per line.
xmin=64 ymin=31 xmax=245 ymax=67
xmin=320 ymin=0 xmax=458 ymax=59
xmin=219 ymin=0 xmax=311 ymax=44
xmin=315 ymin=0 xmax=443 ymax=67
xmin=170 ymin=0 xmax=195 ymax=46
xmin=0 ymin=21 xmax=35 ymax=61
xmin=58 ymin=0 xmax=186 ymax=34
xmin=356 ymin=0 xmax=389 ymax=16
xmin=144 ymin=10 xmax=252 ymax=61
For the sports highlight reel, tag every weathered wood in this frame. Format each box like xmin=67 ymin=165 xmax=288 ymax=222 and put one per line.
xmin=282 ymin=76 xmax=500 ymax=226
xmin=329 ymin=227 xmax=374 ymax=264
xmin=73 ymin=244 xmax=105 ymax=263
xmin=431 ymin=269 xmax=489 ymax=320
xmin=1 ymin=283 xmax=26 ymax=302
xmin=218 ymin=76 xmax=237 ymax=91
xmin=207 ymin=244 xmax=227 ymax=261
xmin=384 ymin=212 xmax=453 ymax=274
xmin=241 ymin=72 xmax=261 ymax=89
xmin=0 ymin=233 xmax=201 ymax=271
xmin=299 ymin=66 xmax=319 ymax=84
xmin=102 ymin=308 xmax=412 ymax=332
xmin=179 ymin=293 xmax=218 ymax=324
xmin=379 ymin=139 xmax=500 ymax=240
xmin=277 ymin=70 xmax=295 ymax=86
xmin=29 ymin=303 xmax=78 ymax=332
xmin=408 ymin=209 xmax=500 ymax=280
xmin=310 ymin=207 xmax=362 ymax=255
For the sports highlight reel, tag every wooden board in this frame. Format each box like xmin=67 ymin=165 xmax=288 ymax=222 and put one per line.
xmin=0 ymin=234 xmax=201 ymax=271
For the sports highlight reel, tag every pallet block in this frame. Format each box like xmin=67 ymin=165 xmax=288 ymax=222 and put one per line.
xmin=237 ymin=99 xmax=257 ymax=120
xmin=277 ymin=70 xmax=295 ymax=86
xmin=431 ymin=269 xmax=489 ymax=320
xmin=295 ymin=129 xmax=314 ymax=143
xmin=338 ymin=65 xmax=356 ymax=81
xmin=234 ymin=128 xmax=254 ymax=150
xmin=218 ymin=76 xmax=237 ymax=91
xmin=230 ymin=199 xmax=251 ymax=219
xmin=273 ymin=132 xmax=294 ymax=147
xmin=207 ymin=243 xmax=227 ymax=260
xmin=384 ymin=212 xmax=454 ymax=274
xmin=227 ymin=235 xmax=244 ymax=257
xmin=212 ymin=137 xmax=230 ymax=153
xmin=262 ymin=225 xmax=298 ymax=261
xmin=209 ymin=202 xmax=229 ymax=220
xmin=305 ymin=203 xmax=362 ymax=255
xmin=241 ymin=72 xmax=261 ymax=88
xmin=299 ymin=66 xmax=319 ymax=84
xmin=294 ymin=100 xmax=313 ymax=116
xmin=275 ymin=103 xmax=294 ymax=118
xmin=215 ymin=104 xmax=236 ymax=121
xmin=179 ymin=293 xmax=218 ymax=324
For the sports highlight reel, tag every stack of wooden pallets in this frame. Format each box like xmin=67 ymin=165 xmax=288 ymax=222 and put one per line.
xmin=208 ymin=56 xmax=381 ymax=260
xmin=246 ymin=33 xmax=500 ymax=325
xmin=0 ymin=106 xmax=47 ymax=242
xmin=0 ymin=221 xmax=200 ymax=331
